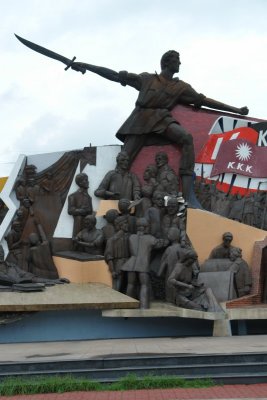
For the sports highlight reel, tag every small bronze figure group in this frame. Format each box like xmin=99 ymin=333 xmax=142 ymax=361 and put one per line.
xmin=0 ymin=245 xmax=69 ymax=292
xmin=2 ymin=149 xmax=252 ymax=308
xmin=89 ymin=149 xmax=251 ymax=310
xmin=101 ymin=187 xmax=252 ymax=309
xmin=204 ymin=232 xmax=252 ymax=298
xmin=3 ymin=156 xmax=77 ymax=282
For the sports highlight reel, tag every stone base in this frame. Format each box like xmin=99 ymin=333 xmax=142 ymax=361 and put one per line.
xmin=102 ymin=301 xmax=226 ymax=320
xmin=102 ymin=302 xmax=267 ymax=337
xmin=213 ymin=319 xmax=232 ymax=337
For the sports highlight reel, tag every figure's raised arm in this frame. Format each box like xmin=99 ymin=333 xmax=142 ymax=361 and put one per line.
xmin=71 ymin=62 xmax=142 ymax=90
xmin=71 ymin=62 xmax=120 ymax=82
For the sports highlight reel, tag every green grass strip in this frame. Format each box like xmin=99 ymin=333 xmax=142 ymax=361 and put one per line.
xmin=0 ymin=374 xmax=214 ymax=396
xmin=0 ymin=375 xmax=101 ymax=396
xmin=109 ymin=373 xmax=214 ymax=391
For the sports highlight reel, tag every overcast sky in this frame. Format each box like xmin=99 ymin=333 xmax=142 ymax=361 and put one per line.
xmin=1 ymin=0 xmax=267 ymax=175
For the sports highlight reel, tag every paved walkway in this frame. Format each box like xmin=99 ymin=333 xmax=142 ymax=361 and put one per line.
xmin=1 ymin=336 xmax=267 ymax=399
xmin=2 ymin=384 xmax=267 ymax=399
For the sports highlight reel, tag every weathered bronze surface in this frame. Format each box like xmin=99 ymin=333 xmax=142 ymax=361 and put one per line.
xmin=120 ymin=218 xmax=167 ymax=309
xmin=202 ymin=238 xmax=252 ymax=299
xmin=167 ymin=249 xmax=222 ymax=312
xmin=73 ymin=215 xmax=104 ymax=255
xmin=68 ymin=172 xmax=93 ymax=238
xmin=94 ymin=151 xmax=141 ymax=201
xmin=8 ymin=39 xmax=258 ymax=315
xmin=70 ymin=50 xmax=248 ymax=203
xmin=209 ymin=232 xmax=234 ymax=259
xmin=0 ymin=245 xmax=68 ymax=291
xmin=105 ymin=215 xmax=129 ymax=292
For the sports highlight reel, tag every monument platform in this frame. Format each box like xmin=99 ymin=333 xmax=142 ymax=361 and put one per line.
xmin=102 ymin=301 xmax=226 ymax=321
xmin=0 ymin=283 xmax=139 ymax=312
xmin=102 ymin=303 xmax=267 ymax=337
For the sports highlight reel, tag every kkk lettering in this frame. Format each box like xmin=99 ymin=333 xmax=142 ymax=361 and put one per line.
xmin=258 ymin=130 xmax=267 ymax=147
xmin=249 ymin=122 xmax=267 ymax=147
xmin=227 ymin=162 xmax=235 ymax=169
xmin=226 ymin=162 xmax=253 ymax=173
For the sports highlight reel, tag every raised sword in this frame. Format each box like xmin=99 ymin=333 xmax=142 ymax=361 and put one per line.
xmin=14 ymin=34 xmax=86 ymax=74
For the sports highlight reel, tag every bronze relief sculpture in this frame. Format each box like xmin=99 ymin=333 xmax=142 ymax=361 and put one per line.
xmin=68 ymin=173 xmax=93 ymax=237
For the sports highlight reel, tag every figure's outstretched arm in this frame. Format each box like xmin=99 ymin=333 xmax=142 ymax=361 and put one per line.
xmin=202 ymin=98 xmax=249 ymax=116
xmin=71 ymin=62 xmax=119 ymax=82
xmin=71 ymin=62 xmax=142 ymax=90
xmin=179 ymin=87 xmax=249 ymax=115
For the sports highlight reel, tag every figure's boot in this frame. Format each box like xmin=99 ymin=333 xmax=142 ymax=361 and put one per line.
xmin=181 ymin=175 xmax=203 ymax=209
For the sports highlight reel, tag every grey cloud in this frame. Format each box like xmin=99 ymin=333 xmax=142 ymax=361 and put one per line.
xmin=14 ymin=107 xmax=123 ymax=156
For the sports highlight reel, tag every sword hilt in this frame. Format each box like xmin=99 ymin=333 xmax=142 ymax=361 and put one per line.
xmin=65 ymin=56 xmax=86 ymax=74
xmin=65 ymin=56 xmax=76 ymax=71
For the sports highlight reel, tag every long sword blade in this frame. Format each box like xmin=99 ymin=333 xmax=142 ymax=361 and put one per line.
xmin=14 ymin=34 xmax=85 ymax=73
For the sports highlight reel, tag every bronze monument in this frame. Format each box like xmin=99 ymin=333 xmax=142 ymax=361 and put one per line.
xmin=71 ymin=50 xmax=248 ymax=205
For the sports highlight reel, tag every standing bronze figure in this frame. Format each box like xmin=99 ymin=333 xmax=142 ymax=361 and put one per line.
xmin=71 ymin=51 xmax=248 ymax=204
xmin=68 ymin=173 xmax=93 ymax=238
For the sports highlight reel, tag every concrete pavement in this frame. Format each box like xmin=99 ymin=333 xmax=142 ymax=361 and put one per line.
xmin=0 ymin=335 xmax=267 ymax=363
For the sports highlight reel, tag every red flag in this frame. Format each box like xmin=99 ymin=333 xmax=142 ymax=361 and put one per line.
xmin=196 ymin=127 xmax=259 ymax=164
xmin=210 ymin=139 xmax=267 ymax=178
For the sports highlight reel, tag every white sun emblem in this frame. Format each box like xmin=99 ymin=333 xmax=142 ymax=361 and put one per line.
xmin=235 ymin=143 xmax=252 ymax=161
